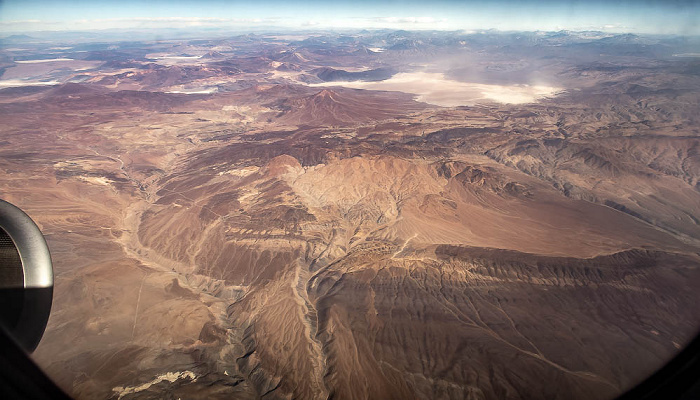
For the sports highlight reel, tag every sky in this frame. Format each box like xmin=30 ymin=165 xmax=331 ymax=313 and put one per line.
xmin=0 ymin=0 xmax=699 ymax=35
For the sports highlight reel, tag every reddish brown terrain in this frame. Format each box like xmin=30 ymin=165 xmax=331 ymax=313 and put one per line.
xmin=1 ymin=30 xmax=700 ymax=399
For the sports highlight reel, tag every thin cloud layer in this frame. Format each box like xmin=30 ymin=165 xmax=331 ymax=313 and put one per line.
xmin=0 ymin=0 xmax=698 ymax=34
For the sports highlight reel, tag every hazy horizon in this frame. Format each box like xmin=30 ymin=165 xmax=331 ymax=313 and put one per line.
xmin=1 ymin=0 xmax=699 ymax=36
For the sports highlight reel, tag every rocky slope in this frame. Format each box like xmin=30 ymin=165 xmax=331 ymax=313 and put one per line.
xmin=1 ymin=30 xmax=699 ymax=400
